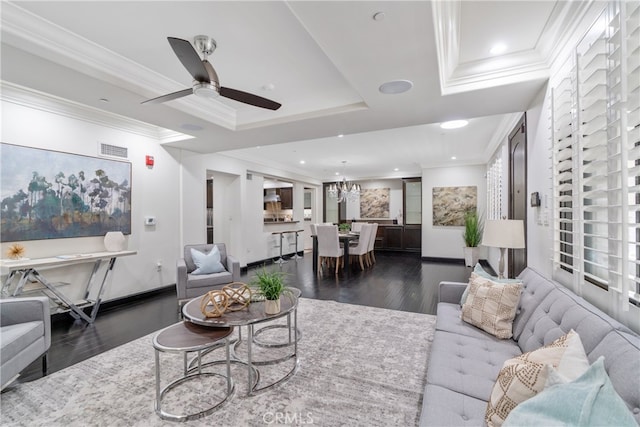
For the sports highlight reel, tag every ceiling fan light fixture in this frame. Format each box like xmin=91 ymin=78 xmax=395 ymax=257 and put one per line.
xmin=379 ymin=79 xmax=413 ymax=94
xmin=193 ymin=82 xmax=219 ymax=99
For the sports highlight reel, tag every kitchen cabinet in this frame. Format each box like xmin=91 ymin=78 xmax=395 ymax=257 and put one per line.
xmin=264 ymin=188 xmax=293 ymax=210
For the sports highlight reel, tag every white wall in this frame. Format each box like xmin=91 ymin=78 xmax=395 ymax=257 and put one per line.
xmin=180 ymin=152 xmax=323 ymax=267
xmin=1 ymin=100 xmax=181 ymax=302
xmin=422 ymin=165 xmax=487 ymax=259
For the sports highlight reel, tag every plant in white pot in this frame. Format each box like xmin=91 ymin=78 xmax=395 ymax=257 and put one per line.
xmin=462 ymin=210 xmax=483 ymax=267
xmin=252 ymin=267 xmax=289 ymax=314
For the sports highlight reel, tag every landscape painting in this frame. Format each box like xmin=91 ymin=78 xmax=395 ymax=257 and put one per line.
xmin=432 ymin=186 xmax=477 ymax=226
xmin=1 ymin=143 xmax=132 ymax=241
xmin=360 ymin=188 xmax=390 ymax=218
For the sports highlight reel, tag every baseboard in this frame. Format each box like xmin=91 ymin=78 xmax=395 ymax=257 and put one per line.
xmin=421 ymin=257 xmax=495 ymax=274
xmin=245 ymin=252 xmax=304 ymax=270
xmin=51 ymin=285 xmax=176 ymax=321
xmin=421 ymin=256 xmax=466 ymax=264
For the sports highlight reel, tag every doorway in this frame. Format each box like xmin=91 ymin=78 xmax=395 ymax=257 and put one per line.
xmin=508 ymin=114 xmax=527 ymax=277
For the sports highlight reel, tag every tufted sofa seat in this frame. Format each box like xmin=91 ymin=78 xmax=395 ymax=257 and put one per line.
xmin=419 ymin=267 xmax=640 ymax=426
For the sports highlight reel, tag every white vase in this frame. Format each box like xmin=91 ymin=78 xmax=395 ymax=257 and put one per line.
xmin=104 ymin=231 xmax=126 ymax=252
xmin=463 ymin=247 xmax=479 ymax=267
xmin=264 ymin=298 xmax=281 ymax=314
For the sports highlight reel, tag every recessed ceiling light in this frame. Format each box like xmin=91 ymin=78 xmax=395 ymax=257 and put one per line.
xmin=262 ymin=83 xmax=275 ymax=91
xmin=394 ymin=168 xmax=399 ymax=171
xmin=451 ymin=156 xmax=457 ymax=160
xmin=335 ymin=172 xmax=340 ymax=176
xmin=440 ymin=120 xmax=469 ymax=129
xmin=300 ymin=160 xmax=306 ymax=164
xmin=338 ymin=134 xmax=344 ymax=138
xmin=490 ymin=43 xmax=507 ymax=55
xmin=379 ymin=80 xmax=413 ymax=94
xmin=373 ymin=11 xmax=385 ymax=21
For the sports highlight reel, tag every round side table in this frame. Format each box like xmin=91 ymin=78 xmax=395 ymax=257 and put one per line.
xmin=152 ymin=321 xmax=234 ymax=422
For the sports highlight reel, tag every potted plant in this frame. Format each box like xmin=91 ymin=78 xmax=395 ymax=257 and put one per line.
xmin=462 ymin=210 xmax=483 ymax=267
xmin=252 ymin=267 xmax=288 ymax=314
xmin=339 ymin=223 xmax=351 ymax=233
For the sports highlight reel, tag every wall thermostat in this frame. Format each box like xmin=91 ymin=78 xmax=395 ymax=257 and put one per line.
xmin=144 ymin=216 xmax=156 ymax=226
xmin=530 ymin=192 xmax=541 ymax=207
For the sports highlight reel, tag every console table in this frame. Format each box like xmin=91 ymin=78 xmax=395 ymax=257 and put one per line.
xmin=0 ymin=250 xmax=136 ymax=323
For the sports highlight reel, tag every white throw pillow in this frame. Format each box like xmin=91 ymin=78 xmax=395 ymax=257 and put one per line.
xmin=485 ymin=330 xmax=590 ymax=427
xmin=190 ymin=246 xmax=225 ymax=275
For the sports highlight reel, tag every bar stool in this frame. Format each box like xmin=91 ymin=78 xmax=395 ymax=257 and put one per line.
xmin=272 ymin=231 xmax=287 ymax=264
xmin=152 ymin=321 xmax=234 ymax=422
xmin=291 ymin=229 xmax=304 ymax=259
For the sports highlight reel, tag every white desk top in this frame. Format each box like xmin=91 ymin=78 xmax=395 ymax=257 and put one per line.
xmin=0 ymin=250 xmax=137 ymax=272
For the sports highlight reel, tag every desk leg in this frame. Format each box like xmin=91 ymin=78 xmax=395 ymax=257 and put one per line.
xmin=312 ymin=236 xmax=318 ymax=273
xmin=88 ymin=257 xmax=117 ymax=322
xmin=30 ymin=269 xmax=93 ymax=323
xmin=343 ymin=241 xmax=350 ymax=274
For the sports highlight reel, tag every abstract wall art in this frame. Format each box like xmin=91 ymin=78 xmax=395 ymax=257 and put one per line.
xmin=360 ymin=188 xmax=390 ymax=218
xmin=432 ymin=186 xmax=477 ymax=226
xmin=1 ymin=143 xmax=132 ymax=241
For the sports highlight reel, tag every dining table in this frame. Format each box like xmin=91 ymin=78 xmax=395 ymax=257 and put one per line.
xmin=311 ymin=232 xmax=358 ymax=274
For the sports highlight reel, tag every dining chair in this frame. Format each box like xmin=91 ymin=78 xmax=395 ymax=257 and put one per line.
xmin=351 ymin=222 xmax=365 ymax=233
xmin=367 ymin=223 xmax=379 ymax=266
xmin=316 ymin=225 xmax=344 ymax=276
xmin=310 ymin=223 xmax=318 ymax=236
xmin=348 ymin=223 xmax=372 ymax=270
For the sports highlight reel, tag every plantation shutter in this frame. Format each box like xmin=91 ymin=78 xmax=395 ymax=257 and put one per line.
xmin=551 ymin=0 xmax=640 ymax=311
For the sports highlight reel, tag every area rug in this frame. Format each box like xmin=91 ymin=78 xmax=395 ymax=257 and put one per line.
xmin=0 ymin=298 xmax=436 ymax=426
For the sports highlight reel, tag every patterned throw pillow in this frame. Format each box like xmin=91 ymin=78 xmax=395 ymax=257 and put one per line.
xmin=461 ymin=275 xmax=522 ymax=339
xmin=485 ymin=330 xmax=590 ymax=427
xmin=460 ymin=264 xmax=522 ymax=306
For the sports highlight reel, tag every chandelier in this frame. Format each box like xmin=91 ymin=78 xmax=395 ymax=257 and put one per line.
xmin=327 ymin=161 xmax=361 ymax=203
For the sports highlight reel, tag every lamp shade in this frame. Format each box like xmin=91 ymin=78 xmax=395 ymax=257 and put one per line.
xmin=482 ymin=219 xmax=525 ymax=249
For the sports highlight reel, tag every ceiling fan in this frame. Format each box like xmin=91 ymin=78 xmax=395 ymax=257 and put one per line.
xmin=142 ymin=36 xmax=281 ymax=110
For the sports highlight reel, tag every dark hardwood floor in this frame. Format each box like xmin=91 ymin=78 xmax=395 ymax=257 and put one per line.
xmin=14 ymin=251 xmax=473 ymax=386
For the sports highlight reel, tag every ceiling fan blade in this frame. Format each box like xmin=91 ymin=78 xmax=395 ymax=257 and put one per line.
xmin=167 ymin=37 xmax=210 ymax=83
xmin=220 ymin=87 xmax=281 ymax=110
xmin=141 ymin=88 xmax=193 ymax=105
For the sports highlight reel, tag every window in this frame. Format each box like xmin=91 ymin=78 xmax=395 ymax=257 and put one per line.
xmin=552 ymin=1 xmax=640 ymax=308
xmin=487 ymin=158 xmax=503 ymax=220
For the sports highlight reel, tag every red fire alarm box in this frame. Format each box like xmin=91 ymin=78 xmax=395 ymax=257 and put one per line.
xmin=145 ymin=155 xmax=154 ymax=167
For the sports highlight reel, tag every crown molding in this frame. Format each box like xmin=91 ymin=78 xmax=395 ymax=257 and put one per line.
xmin=1 ymin=81 xmax=193 ymax=143
xmin=483 ymin=112 xmax=523 ymax=162
xmin=432 ymin=0 xmax=600 ymax=96
xmin=1 ymin=2 xmax=237 ymax=128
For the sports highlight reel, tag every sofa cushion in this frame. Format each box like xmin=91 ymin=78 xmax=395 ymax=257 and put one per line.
xmin=419 ymin=385 xmax=489 ymax=427
xmin=436 ymin=302 xmax=511 ymax=341
xmin=426 ymin=330 xmax=521 ymax=402
xmin=190 ymin=246 xmax=225 ymax=275
xmin=462 ymin=276 xmax=523 ymax=339
xmin=502 ymin=357 xmax=637 ymax=427
xmin=186 ymin=271 xmax=233 ymax=289
xmin=511 ymin=268 xmax=557 ymax=340
xmin=0 ymin=321 xmax=44 ymax=364
xmin=485 ymin=330 xmax=590 ymax=427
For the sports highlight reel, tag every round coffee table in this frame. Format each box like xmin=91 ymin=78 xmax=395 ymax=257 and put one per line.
xmin=182 ymin=287 xmax=301 ymax=395
xmin=152 ymin=321 xmax=234 ymax=421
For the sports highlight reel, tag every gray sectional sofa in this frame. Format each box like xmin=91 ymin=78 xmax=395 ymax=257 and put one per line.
xmin=419 ymin=267 xmax=640 ymax=426
xmin=0 ymin=296 xmax=51 ymax=389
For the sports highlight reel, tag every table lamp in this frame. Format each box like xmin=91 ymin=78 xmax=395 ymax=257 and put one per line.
xmin=482 ymin=219 xmax=525 ymax=279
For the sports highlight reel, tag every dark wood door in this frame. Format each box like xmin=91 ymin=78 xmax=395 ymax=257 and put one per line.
xmin=508 ymin=115 xmax=527 ymax=278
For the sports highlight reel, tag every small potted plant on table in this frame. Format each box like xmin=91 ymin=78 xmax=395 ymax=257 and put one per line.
xmin=252 ymin=267 xmax=288 ymax=314
xmin=462 ymin=210 xmax=483 ymax=267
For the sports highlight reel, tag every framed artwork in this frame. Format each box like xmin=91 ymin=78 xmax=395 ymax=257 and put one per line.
xmin=1 ymin=143 xmax=132 ymax=241
xmin=432 ymin=186 xmax=477 ymax=226
xmin=360 ymin=188 xmax=390 ymax=218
